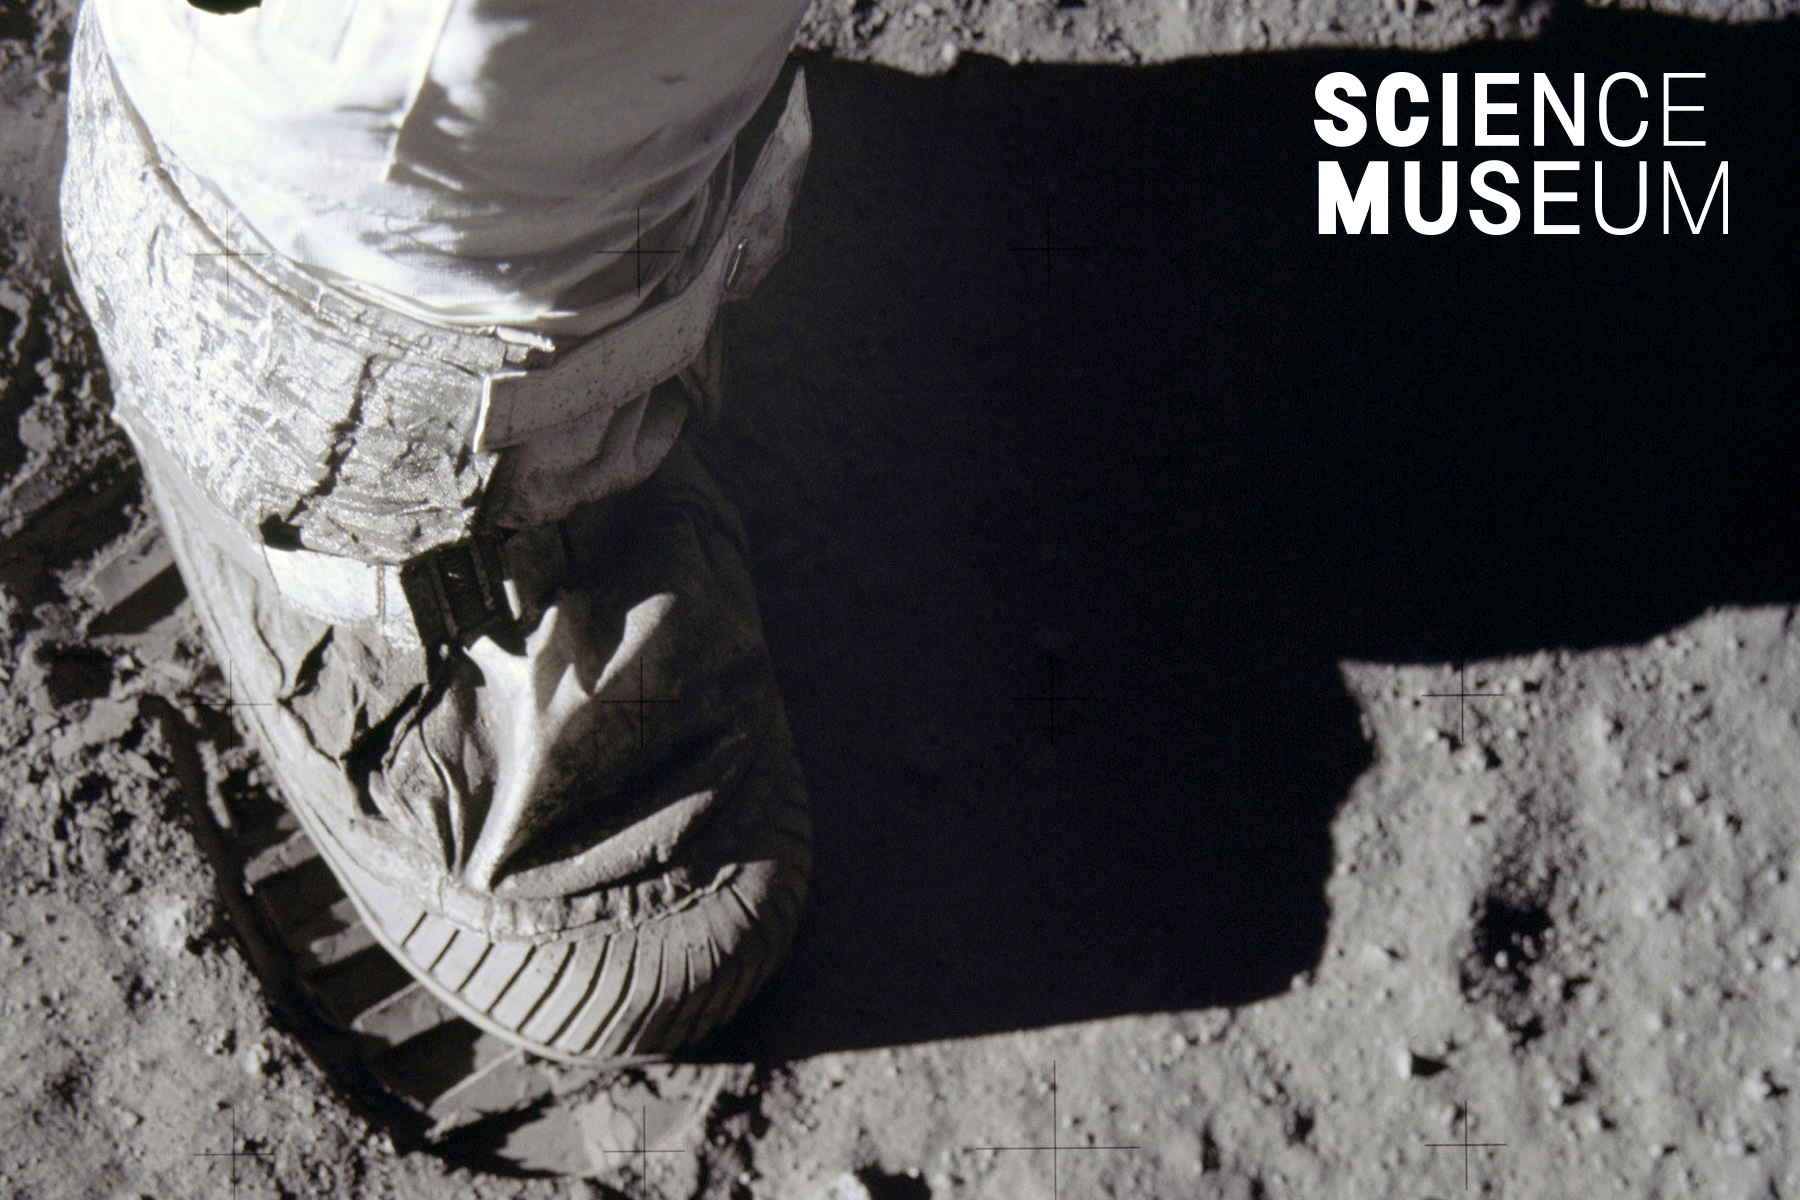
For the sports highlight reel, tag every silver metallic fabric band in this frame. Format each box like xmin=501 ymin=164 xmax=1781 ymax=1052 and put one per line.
xmin=61 ymin=5 xmax=810 ymax=567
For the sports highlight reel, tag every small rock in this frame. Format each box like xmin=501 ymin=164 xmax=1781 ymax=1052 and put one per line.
xmin=1392 ymin=1046 xmax=1413 ymax=1079
xmin=145 ymin=897 xmax=193 ymax=955
xmin=815 ymin=1173 xmax=875 ymax=1200
xmin=1360 ymin=943 xmax=1400 ymax=968
xmin=243 ymin=1037 xmax=276 ymax=1077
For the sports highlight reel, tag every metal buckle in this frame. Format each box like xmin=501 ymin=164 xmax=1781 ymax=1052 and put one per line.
xmin=398 ymin=533 xmax=512 ymax=649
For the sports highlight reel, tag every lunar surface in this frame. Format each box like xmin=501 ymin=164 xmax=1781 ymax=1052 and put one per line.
xmin=3 ymin=0 xmax=1798 ymax=1197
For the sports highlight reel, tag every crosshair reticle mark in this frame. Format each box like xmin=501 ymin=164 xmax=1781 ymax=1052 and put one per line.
xmin=1423 ymin=1100 xmax=1507 ymax=1190
xmin=192 ymin=663 xmax=276 ymax=713
xmin=1012 ymin=654 xmax=1099 ymax=746
xmin=1009 ymin=194 xmax=1090 ymax=299
xmin=597 ymin=658 xmax=680 ymax=749
xmin=192 ymin=1107 xmax=271 ymax=1200
xmin=962 ymin=1061 xmax=1139 ymax=1199
xmin=599 ymin=1103 xmax=687 ymax=1199
xmin=1420 ymin=663 xmax=1506 ymax=743
xmin=188 ymin=212 xmax=269 ymax=302
xmin=596 ymin=205 xmax=682 ymax=296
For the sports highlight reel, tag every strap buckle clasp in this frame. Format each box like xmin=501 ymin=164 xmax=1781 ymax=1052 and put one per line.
xmin=399 ymin=533 xmax=513 ymax=648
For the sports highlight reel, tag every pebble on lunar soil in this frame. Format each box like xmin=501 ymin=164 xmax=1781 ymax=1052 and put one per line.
xmin=814 ymin=1174 xmax=876 ymax=1200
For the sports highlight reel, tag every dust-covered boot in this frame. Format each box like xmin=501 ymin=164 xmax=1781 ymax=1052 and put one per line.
xmin=59 ymin=5 xmax=811 ymax=1067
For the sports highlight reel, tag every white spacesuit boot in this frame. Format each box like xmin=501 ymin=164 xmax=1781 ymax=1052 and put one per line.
xmin=59 ymin=0 xmax=812 ymax=1064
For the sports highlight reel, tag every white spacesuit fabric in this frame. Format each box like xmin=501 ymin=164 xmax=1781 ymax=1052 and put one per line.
xmin=91 ymin=0 xmax=809 ymax=334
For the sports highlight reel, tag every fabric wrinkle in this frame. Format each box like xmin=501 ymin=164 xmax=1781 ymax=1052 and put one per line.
xmin=92 ymin=0 xmax=810 ymax=335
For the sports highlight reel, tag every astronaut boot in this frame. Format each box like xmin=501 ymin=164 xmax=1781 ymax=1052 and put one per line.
xmin=60 ymin=5 xmax=810 ymax=1067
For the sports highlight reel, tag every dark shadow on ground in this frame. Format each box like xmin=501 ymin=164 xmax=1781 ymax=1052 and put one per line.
xmin=702 ymin=5 xmax=1800 ymax=1059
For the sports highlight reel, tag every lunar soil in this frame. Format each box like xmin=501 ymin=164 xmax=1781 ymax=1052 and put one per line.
xmin=3 ymin=0 xmax=1800 ymax=1197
